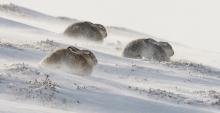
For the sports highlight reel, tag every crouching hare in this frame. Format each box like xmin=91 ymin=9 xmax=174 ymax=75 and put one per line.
xmin=41 ymin=46 xmax=97 ymax=76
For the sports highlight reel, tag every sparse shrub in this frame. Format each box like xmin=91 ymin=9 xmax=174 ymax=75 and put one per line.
xmin=21 ymin=74 xmax=59 ymax=102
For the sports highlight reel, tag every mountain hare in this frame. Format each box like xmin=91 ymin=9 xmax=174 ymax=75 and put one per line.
xmin=41 ymin=46 xmax=97 ymax=75
xmin=123 ymin=38 xmax=174 ymax=62
xmin=64 ymin=21 xmax=107 ymax=42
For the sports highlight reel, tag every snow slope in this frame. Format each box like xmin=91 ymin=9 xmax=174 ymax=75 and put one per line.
xmin=0 ymin=3 xmax=78 ymax=33
xmin=0 ymin=4 xmax=220 ymax=113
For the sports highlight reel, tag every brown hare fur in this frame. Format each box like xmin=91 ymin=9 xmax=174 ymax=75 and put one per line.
xmin=64 ymin=21 xmax=107 ymax=42
xmin=123 ymin=38 xmax=174 ymax=62
xmin=41 ymin=46 xmax=97 ymax=75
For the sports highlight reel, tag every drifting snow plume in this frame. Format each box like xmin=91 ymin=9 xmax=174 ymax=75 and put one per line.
xmin=0 ymin=3 xmax=47 ymax=18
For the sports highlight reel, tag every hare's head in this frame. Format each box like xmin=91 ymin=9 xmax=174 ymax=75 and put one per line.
xmin=95 ymin=24 xmax=107 ymax=38
xmin=143 ymin=38 xmax=157 ymax=44
xmin=79 ymin=50 xmax=98 ymax=65
xmin=158 ymin=42 xmax=174 ymax=57
xmin=68 ymin=47 xmax=97 ymax=66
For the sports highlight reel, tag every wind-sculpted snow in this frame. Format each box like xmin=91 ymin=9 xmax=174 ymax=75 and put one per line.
xmin=0 ymin=3 xmax=220 ymax=113
xmin=21 ymin=40 xmax=64 ymax=52
xmin=0 ymin=40 xmax=62 ymax=52
xmin=0 ymin=4 xmax=155 ymax=36
xmin=0 ymin=3 xmax=49 ymax=18
xmin=0 ymin=4 xmax=78 ymax=33
xmin=0 ymin=3 xmax=78 ymax=22
xmin=128 ymin=86 xmax=220 ymax=108
xmin=0 ymin=39 xmax=218 ymax=112
xmin=0 ymin=63 xmax=80 ymax=108
xmin=0 ymin=17 xmax=50 ymax=32
xmin=0 ymin=41 xmax=23 ymax=51
xmin=164 ymin=60 xmax=220 ymax=78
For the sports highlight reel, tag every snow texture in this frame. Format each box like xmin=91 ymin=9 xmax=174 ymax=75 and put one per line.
xmin=0 ymin=3 xmax=220 ymax=113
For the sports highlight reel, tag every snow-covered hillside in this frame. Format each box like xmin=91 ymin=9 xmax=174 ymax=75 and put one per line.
xmin=0 ymin=3 xmax=220 ymax=113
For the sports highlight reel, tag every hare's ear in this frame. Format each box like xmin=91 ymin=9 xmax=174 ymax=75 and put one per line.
xmin=69 ymin=50 xmax=81 ymax=55
xmin=67 ymin=46 xmax=80 ymax=52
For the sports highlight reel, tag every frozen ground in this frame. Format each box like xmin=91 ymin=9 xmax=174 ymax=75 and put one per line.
xmin=0 ymin=3 xmax=220 ymax=113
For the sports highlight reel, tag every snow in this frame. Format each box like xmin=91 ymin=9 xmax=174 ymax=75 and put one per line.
xmin=0 ymin=3 xmax=220 ymax=113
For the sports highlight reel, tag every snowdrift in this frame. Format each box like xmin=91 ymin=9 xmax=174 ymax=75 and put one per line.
xmin=0 ymin=3 xmax=220 ymax=113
